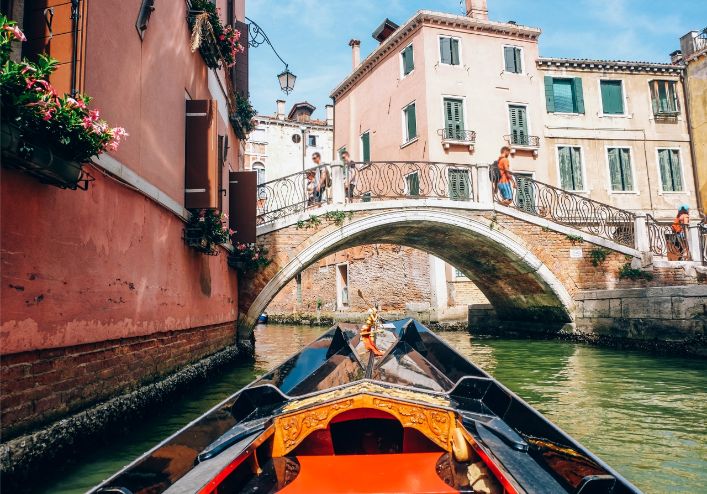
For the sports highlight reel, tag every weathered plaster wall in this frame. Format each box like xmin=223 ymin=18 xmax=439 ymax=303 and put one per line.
xmin=685 ymin=53 xmax=707 ymax=210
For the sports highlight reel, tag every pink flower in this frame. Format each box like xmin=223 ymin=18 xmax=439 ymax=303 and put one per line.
xmin=25 ymin=78 xmax=36 ymax=89
xmin=89 ymin=109 xmax=100 ymax=121
xmin=20 ymin=64 xmax=36 ymax=75
xmin=4 ymin=24 xmax=26 ymax=42
xmin=228 ymin=228 xmax=235 ymax=235
xmin=82 ymin=116 xmax=93 ymax=129
xmin=41 ymin=108 xmax=54 ymax=121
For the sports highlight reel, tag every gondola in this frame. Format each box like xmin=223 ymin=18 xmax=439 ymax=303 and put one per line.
xmin=92 ymin=316 xmax=641 ymax=494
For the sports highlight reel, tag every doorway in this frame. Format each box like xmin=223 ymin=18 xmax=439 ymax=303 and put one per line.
xmin=336 ymin=263 xmax=349 ymax=310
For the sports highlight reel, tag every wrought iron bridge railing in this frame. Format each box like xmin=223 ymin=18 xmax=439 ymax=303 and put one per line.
xmin=438 ymin=128 xmax=476 ymax=143
xmin=493 ymin=172 xmax=636 ymax=247
xmin=256 ymin=161 xmax=479 ymax=225
xmin=646 ymin=214 xmax=691 ymax=260
xmin=504 ymin=134 xmax=540 ymax=147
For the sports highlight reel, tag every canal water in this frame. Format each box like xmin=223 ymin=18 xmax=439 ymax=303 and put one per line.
xmin=42 ymin=324 xmax=706 ymax=494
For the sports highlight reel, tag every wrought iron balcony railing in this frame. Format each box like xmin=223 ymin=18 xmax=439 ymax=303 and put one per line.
xmin=680 ymin=27 xmax=707 ymax=59
xmin=438 ymin=128 xmax=476 ymax=143
xmin=504 ymin=134 xmax=540 ymax=148
xmin=493 ymin=171 xmax=636 ymax=247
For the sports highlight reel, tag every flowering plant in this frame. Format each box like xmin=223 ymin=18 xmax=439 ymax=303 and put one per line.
xmin=184 ymin=209 xmax=231 ymax=254
xmin=189 ymin=0 xmax=245 ymax=69
xmin=231 ymin=92 xmax=256 ymax=137
xmin=229 ymin=242 xmax=272 ymax=272
xmin=1 ymin=14 xmax=127 ymax=163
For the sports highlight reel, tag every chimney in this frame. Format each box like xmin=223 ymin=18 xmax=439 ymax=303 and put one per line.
xmin=325 ymin=104 xmax=334 ymax=126
xmin=276 ymin=99 xmax=285 ymax=120
xmin=465 ymin=0 xmax=488 ymax=20
xmin=670 ymin=49 xmax=683 ymax=64
xmin=349 ymin=39 xmax=361 ymax=69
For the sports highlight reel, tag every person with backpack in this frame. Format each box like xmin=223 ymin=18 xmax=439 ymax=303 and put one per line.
xmin=671 ymin=204 xmax=690 ymax=260
xmin=496 ymin=146 xmax=515 ymax=206
xmin=311 ymin=152 xmax=330 ymax=206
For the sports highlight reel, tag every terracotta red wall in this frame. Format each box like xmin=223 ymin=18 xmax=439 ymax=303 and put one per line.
xmin=0 ymin=169 xmax=238 ymax=355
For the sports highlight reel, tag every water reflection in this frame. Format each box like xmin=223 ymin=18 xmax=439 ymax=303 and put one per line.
xmin=39 ymin=325 xmax=706 ymax=494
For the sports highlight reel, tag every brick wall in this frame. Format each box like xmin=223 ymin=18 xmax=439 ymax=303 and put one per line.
xmin=267 ymin=245 xmax=433 ymax=314
xmin=0 ymin=321 xmax=236 ymax=438
xmin=448 ymin=278 xmax=489 ymax=306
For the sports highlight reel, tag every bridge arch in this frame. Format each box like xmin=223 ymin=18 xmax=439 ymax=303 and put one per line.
xmin=242 ymin=208 xmax=575 ymax=333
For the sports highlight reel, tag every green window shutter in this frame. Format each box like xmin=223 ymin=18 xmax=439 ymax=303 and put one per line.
xmin=361 ymin=132 xmax=370 ymax=162
xmin=649 ymin=81 xmax=659 ymax=115
xmin=406 ymin=172 xmax=420 ymax=196
xmin=570 ymin=147 xmax=583 ymax=190
xmin=444 ymin=98 xmax=463 ymax=139
xmin=668 ymin=82 xmax=679 ymax=113
xmin=450 ymin=38 xmax=460 ymax=65
xmin=509 ymin=105 xmax=528 ymax=145
xmin=600 ymin=80 xmax=624 ymax=114
xmin=620 ymin=148 xmax=633 ymax=190
xmin=405 ymin=103 xmax=417 ymax=141
xmin=572 ymin=78 xmax=584 ymax=114
xmin=402 ymin=45 xmax=414 ymax=75
xmin=449 ymin=169 xmax=470 ymax=200
xmin=440 ymin=37 xmax=451 ymax=64
xmin=553 ymin=79 xmax=574 ymax=113
xmin=504 ymin=46 xmax=515 ymax=72
xmin=544 ymin=76 xmax=555 ymax=113
xmin=558 ymin=146 xmax=573 ymax=190
xmin=659 ymin=149 xmax=683 ymax=192
xmin=608 ymin=148 xmax=623 ymax=191
xmin=513 ymin=48 xmax=522 ymax=72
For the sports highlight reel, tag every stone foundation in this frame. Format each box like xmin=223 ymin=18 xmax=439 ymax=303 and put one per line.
xmin=0 ymin=321 xmax=237 ymax=439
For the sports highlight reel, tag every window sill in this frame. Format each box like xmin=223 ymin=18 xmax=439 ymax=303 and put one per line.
xmin=609 ymin=190 xmax=639 ymax=195
xmin=400 ymin=137 xmax=419 ymax=149
xmin=660 ymin=191 xmax=688 ymax=195
xmin=599 ymin=113 xmax=632 ymax=119
xmin=502 ymin=70 xmax=523 ymax=75
xmin=550 ymin=112 xmax=583 ymax=116
xmin=401 ymin=70 xmax=415 ymax=79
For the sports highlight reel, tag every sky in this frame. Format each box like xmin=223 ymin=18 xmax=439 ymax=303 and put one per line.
xmin=245 ymin=0 xmax=706 ymax=120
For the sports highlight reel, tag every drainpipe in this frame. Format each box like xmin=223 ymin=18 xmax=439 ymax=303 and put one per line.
xmin=70 ymin=0 xmax=80 ymax=96
xmin=681 ymin=71 xmax=703 ymax=215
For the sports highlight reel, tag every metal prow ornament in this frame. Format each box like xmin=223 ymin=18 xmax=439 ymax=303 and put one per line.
xmin=357 ymin=289 xmax=384 ymax=356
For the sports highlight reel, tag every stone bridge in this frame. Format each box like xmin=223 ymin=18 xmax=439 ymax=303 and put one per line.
xmin=235 ymin=161 xmax=707 ymax=346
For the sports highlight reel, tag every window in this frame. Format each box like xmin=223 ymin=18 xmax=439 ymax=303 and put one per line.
xmin=295 ymin=273 xmax=302 ymax=304
xmin=600 ymin=80 xmax=625 ymax=115
xmin=650 ymin=80 xmax=679 ymax=116
xmin=503 ymin=46 xmax=522 ymax=73
xmin=439 ymin=36 xmax=460 ymax=65
xmin=657 ymin=149 xmax=683 ymax=192
xmin=544 ymin=77 xmax=584 ymax=113
xmin=308 ymin=135 xmax=317 ymax=147
xmin=252 ymin=162 xmax=265 ymax=185
xmin=401 ymin=44 xmax=414 ymax=76
xmin=557 ymin=146 xmax=583 ymax=191
xmin=448 ymin=169 xmax=471 ymax=200
xmin=508 ymin=105 xmax=529 ymax=145
xmin=607 ymin=148 xmax=633 ymax=192
xmin=405 ymin=171 xmax=420 ymax=196
xmin=360 ymin=131 xmax=370 ymax=162
xmin=402 ymin=102 xmax=417 ymax=143
xmin=443 ymin=98 xmax=464 ymax=139
xmin=454 ymin=268 xmax=466 ymax=279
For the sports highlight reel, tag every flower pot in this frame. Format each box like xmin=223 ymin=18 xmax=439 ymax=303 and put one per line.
xmin=1 ymin=122 xmax=86 ymax=189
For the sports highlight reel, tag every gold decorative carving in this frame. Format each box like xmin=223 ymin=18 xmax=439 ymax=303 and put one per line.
xmin=273 ymin=393 xmax=455 ymax=456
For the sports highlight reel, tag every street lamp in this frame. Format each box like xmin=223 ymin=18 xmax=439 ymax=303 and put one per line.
xmin=278 ymin=66 xmax=296 ymax=95
xmin=246 ymin=17 xmax=296 ymax=95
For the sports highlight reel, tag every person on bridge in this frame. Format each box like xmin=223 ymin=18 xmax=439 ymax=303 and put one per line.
xmin=341 ymin=150 xmax=357 ymax=201
xmin=671 ymin=204 xmax=690 ymax=260
xmin=497 ymin=146 xmax=515 ymax=206
xmin=311 ymin=152 xmax=330 ymax=207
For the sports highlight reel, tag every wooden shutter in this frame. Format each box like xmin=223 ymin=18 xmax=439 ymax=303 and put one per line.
xmin=649 ymin=80 xmax=659 ymax=115
xmin=228 ymin=171 xmax=256 ymax=243
xmin=509 ymin=106 xmax=528 ymax=145
xmin=449 ymin=169 xmax=470 ymax=201
xmin=619 ymin=148 xmax=632 ymax=190
xmin=361 ymin=132 xmax=370 ymax=162
xmin=544 ymin=76 xmax=555 ymax=113
xmin=570 ymin=147 xmax=583 ymax=190
xmin=558 ymin=146 xmax=572 ymax=190
xmin=185 ymin=100 xmax=219 ymax=209
xmin=402 ymin=45 xmax=414 ymax=75
xmin=233 ymin=20 xmax=249 ymax=98
xmin=513 ymin=48 xmax=521 ymax=72
xmin=23 ymin=0 xmax=86 ymax=95
xmin=572 ymin=78 xmax=585 ymax=114
xmin=600 ymin=80 xmax=624 ymax=114
xmin=504 ymin=46 xmax=515 ymax=72
xmin=450 ymin=38 xmax=460 ymax=65
xmin=440 ymin=37 xmax=451 ymax=64
xmin=607 ymin=148 xmax=622 ymax=191
xmin=553 ymin=79 xmax=574 ymax=113
xmin=659 ymin=149 xmax=682 ymax=192
xmin=444 ymin=99 xmax=463 ymax=139
xmin=406 ymin=103 xmax=416 ymax=141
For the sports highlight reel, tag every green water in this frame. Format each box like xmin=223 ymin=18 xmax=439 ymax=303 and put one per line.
xmin=40 ymin=325 xmax=707 ymax=494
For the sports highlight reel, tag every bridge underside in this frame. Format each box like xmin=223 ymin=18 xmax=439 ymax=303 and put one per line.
xmin=240 ymin=211 xmax=575 ymax=342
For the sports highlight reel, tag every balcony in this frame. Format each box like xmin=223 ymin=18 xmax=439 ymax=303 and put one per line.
xmin=504 ymin=134 xmax=540 ymax=156
xmin=680 ymin=28 xmax=707 ymax=60
xmin=438 ymin=128 xmax=476 ymax=152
